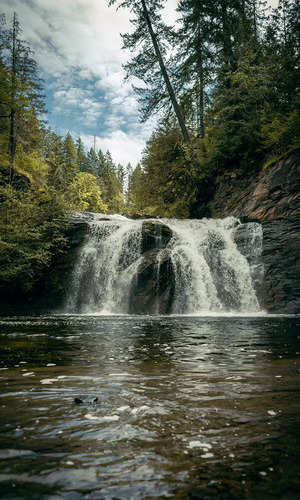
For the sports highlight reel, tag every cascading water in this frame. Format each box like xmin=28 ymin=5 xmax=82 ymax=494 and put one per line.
xmin=65 ymin=213 xmax=263 ymax=315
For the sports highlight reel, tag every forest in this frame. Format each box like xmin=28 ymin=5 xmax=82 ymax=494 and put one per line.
xmin=0 ymin=0 xmax=299 ymax=298
xmin=121 ymin=0 xmax=299 ymax=217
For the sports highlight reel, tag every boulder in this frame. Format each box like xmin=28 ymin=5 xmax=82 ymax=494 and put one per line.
xmin=129 ymin=249 xmax=175 ymax=314
xmin=141 ymin=221 xmax=173 ymax=253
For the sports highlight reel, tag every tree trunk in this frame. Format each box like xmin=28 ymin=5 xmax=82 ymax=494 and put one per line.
xmin=252 ymin=0 xmax=258 ymax=43
xmin=141 ymin=0 xmax=190 ymax=143
xmin=197 ymin=42 xmax=205 ymax=139
xmin=9 ymin=12 xmax=17 ymax=176
xmin=220 ymin=0 xmax=235 ymax=71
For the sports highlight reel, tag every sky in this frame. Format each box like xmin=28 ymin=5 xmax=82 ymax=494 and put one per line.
xmin=1 ymin=0 xmax=279 ymax=167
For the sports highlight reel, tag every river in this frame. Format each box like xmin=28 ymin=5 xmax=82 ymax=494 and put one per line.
xmin=0 ymin=314 xmax=300 ymax=499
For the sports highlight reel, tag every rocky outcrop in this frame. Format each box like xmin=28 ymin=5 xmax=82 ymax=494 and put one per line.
xmin=258 ymin=217 xmax=300 ymax=313
xmin=212 ymin=151 xmax=300 ymax=220
xmin=28 ymin=220 xmax=88 ymax=312
xmin=129 ymin=248 xmax=175 ymax=314
xmin=141 ymin=221 xmax=173 ymax=252
xmin=211 ymin=151 xmax=300 ymax=313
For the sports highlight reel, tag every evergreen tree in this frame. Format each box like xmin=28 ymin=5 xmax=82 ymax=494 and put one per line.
xmin=75 ymin=137 xmax=89 ymax=172
xmin=0 ymin=13 xmax=45 ymax=169
xmin=126 ymin=163 xmax=146 ymax=213
xmin=87 ymin=147 xmax=98 ymax=174
xmin=176 ymin=0 xmax=215 ymax=138
xmin=43 ymin=131 xmax=67 ymax=190
xmin=63 ymin=133 xmax=78 ymax=184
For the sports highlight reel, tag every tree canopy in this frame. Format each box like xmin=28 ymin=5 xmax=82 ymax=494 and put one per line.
xmin=119 ymin=0 xmax=299 ymax=217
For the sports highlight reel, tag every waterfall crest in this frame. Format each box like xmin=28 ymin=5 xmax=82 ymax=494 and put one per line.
xmin=65 ymin=213 xmax=263 ymax=315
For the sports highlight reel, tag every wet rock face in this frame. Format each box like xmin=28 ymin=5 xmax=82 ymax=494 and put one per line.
xmin=234 ymin=216 xmax=300 ymax=314
xmin=258 ymin=217 xmax=300 ymax=313
xmin=127 ymin=221 xmax=175 ymax=314
xmin=129 ymin=249 xmax=175 ymax=314
xmin=30 ymin=220 xmax=89 ymax=312
xmin=211 ymin=151 xmax=300 ymax=314
xmin=141 ymin=221 xmax=173 ymax=252
xmin=212 ymin=151 xmax=300 ymax=221
xmin=242 ymin=152 xmax=300 ymax=220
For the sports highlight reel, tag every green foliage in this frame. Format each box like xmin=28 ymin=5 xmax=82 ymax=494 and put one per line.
xmin=262 ymin=109 xmax=300 ymax=159
xmin=14 ymin=147 xmax=50 ymax=187
xmin=126 ymin=128 xmax=200 ymax=217
xmin=207 ymin=52 xmax=269 ymax=166
xmin=0 ymin=13 xmax=45 ymax=163
xmin=110 ymin=0 xmax=299 ymax=217
xmin=97 ymin=151 xmax=125 ymax=213
xmin=0 ymin=183 xmax=68 ymax=295
xmin=69 ymin=172 xmax=108 ymax=213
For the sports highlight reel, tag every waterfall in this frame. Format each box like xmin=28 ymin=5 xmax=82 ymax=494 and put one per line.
xmin=65 ymin=213 xmax=263 ymax=315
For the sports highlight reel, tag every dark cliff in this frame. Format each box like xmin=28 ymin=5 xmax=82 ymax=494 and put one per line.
xmin=211 ymin=151 xmax=300 ymax=313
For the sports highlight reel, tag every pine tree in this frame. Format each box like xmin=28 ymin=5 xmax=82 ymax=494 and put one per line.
xmin=176 ymin=0 xmax=215 ymax=138
xmin=63 ymin=133 xmax=77 ymax=184
xmin=75 ymin=137 xmax=89 ymax=172
xmin=0 ymin=13 xmax=45 ymax=170
xmin=87 ymin=147 xmax=98 ymax=174
xmin=43 ymin=131 xmax=66 ymax=189
xmin=96 ymin=150 xmax=124 ymax=213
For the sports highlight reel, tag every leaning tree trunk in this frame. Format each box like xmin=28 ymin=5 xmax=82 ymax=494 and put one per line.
xmin=141 ymin=0 xmax=190 ymax=143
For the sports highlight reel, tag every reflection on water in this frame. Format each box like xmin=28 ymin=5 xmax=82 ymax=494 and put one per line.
xmin=0 ymin=315 xmax=300 ymax=499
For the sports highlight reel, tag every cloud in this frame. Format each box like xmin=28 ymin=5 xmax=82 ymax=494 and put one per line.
xmin=17 ymin=0 xmax=130 ymax=77
xmin=53 ymin=87 xmax=104 ymax=126
xmin=80 ymin=130 xmax=146 ymax=167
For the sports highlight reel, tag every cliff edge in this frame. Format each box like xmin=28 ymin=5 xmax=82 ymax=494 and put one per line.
xmin=211 ymin=151 xmax=300 ymax=313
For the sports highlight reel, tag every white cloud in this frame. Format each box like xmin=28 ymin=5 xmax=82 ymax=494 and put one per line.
xmin=53 ymin=87 xmax=104 ymax=125
xmin=80 ymin=130 xmax=146 ymax=167
xmin=2 ymin=0 xmax=131 ymax=86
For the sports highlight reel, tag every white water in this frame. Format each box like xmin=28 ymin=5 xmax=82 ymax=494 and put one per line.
xmin=65 ymin=214 xmax=263 ymax=315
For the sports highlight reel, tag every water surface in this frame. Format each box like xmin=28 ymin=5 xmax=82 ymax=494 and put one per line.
xmin=0 ymin=315 xmax=300 ymax=499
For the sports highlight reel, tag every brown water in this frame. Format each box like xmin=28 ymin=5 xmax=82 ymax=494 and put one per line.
xmin=0 ymin=314 xmax=300 ymax=499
